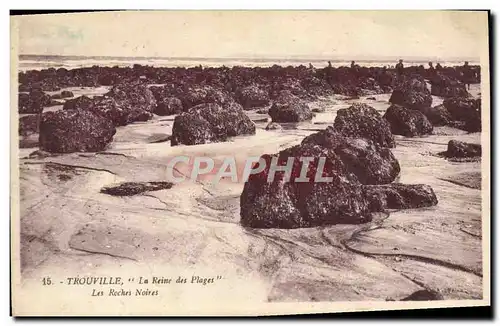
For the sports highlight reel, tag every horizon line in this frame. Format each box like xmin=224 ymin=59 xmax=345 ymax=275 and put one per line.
xmin=18 ymin=54 xmax=479 ymax=62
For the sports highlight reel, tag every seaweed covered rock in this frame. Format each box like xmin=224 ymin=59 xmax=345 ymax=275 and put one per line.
xmin=302 ymin=127 xmax=400 ymax=185
xmin=64 ymin=94 xmax=154 ymax=126
xmin=333 ymin=103 xmax=395 ymax=148
xmin=19 ymin=114 xmax=40 ymax=136
xmin=364 ymin=184 xmax=438 ymax=211
xmin=39 ymin=110 xmax=116 ymax=153
xmin=18 ymin=90 xmax=51 ymax=114
xmin=101 ymin=181 xmax=173 ymax=196
xmin=171 ymin=102 xmax=256 ymax=146
xmin=154 ymin=96 xmax=183 ymax=116
xmin=430 ymin=74 xmax=470 ymax=98
xmin=240 ymin=128 xmax=401 ymax=229
xmin=383 ymin=104 xmax=433 ymax=137
xmin=240 ymin=144 xmax=371 ymax=229
xmin=235 ymin=84 xmax=270 ymax=109
xmin=389 ymin=77 xmax=432 ymax=111
xmin=176 ymin=85 xmax=232 ymax=110
xmin=105 ymin=83 xmax=157 ymax=113
xmin=445 ymin=140 xmax=481 ymax=158
xmin=443 ymin=97 xmax=481 ymax=132
xmin=62 ymin=95 xmax=94 ymax=111
xmin=268 ymin=91 xmax=313 ymax=123
xmin=419 ymin=104 xmax=453 ymax=126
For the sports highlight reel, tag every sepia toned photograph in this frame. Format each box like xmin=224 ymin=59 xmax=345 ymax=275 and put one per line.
xmin=10 ymin=10 xmax=490 ymax=316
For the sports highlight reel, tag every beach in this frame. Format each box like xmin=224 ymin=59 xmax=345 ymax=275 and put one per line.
xmin=15 ymin=59 xmax=483 ymax=307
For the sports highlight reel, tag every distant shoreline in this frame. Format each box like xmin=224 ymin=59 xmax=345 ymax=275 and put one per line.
xmin=19 ymin=54 xmax=479 ymax=63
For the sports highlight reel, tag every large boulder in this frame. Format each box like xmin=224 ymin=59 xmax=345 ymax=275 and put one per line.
xmin=171 ymin=102 xmax=256 ymax=146
xmin=302 ymin=127 xmax=400 ymax=185
xmin=240 ymin=143 xmax=371 ymax=229
xmin=383 ymin=104 xmax=433 ymax=137
xmin=430 ymin=74 xmax=470 ymax=98
xmin=105 ymin=83 xmax=157 ymax=113
xmin=333 ymin=103 xmax=395 ymax=148
xmin=418 ymin=104 xmax=452 ymax=126
xmin=240 ymin=129 xmax=401 ymax=229
xmin=64 ymin=94 xmax=154 ymax=126
xmin=154 ymin=96 xmax=183 ymax=116
xmin=268 ymin=91 xmax=313 ymax=123
xmin=443 ymin=97 xmax=481 ymax=132
xmin=364 ymin=184 xmax=438 ymax=211
xmin=39 ymin=110 xmax=116 ymax=153
xmin=389 ymin=77 xmax=432 ymax=111
xmin=445 ymin=140 xmax=481 ymax=158
xmin=235 ymin=85 xmax=270 ymax=109
xmin=176 ymin=85 xmax=232 ymax=110
xmin=18 ymin=90 xmax=51 ymax=114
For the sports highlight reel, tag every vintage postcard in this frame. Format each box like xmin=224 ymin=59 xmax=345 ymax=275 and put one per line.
xmin=10 ymin=10 xmax=490 ymax=316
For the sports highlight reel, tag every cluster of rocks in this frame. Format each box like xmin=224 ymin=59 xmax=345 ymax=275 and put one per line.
xmin=26 ymin=82 xmax=157 ymax=153
xmin=18 ymin=64 xmax=481 ymax=155
xmin=387 ymin=75 xmax=480 ymax=134
xmin=240 ymin=104 xmax=439 ymax=229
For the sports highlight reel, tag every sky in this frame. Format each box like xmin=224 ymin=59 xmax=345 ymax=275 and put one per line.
xmin=12 ymin=11 xmax=488 ymax=60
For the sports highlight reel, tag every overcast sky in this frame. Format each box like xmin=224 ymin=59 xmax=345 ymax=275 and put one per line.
xmin=13 ymin=11 xmax=488 ymax=60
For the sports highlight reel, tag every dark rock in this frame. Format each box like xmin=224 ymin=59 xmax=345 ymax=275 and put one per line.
xmin=101 ymin=181 xmax=173 ymax=196
xmin=61 ymin=90 xmax=74 ymax=98
xmin=19 ymin=114 xmax=40 ymax=136
xmin=311 ymin=108 xmax=324 ymax=113
xmin=63 ymin=95 xmax=94 ymax=111
xmin=171 ymin=102 xmax=256 ymax=146
xmin=443 ymin=97 xmax=481 ymax=132
xmin=302 ymin=127 xmax=400 ymax=185
xmin=177 ymin=85 xmax=232 ymax=110
xmin=52 ymin=90 xmax=75 ymax=99
xmin=240 ymin=129 xmax=401 ymax=229
xmin=154 ymin=96 xmax=183 ymax=116
xmin=85 ymin=96 xmax=129 ymax=126
xmin=265 ymin=122 xmax=282 ymax=131
xmin=19 ymin=90 xmax=51 ymax=114
xmin=383 ymin=104 xmax=433 ymax=137
xmin=39 ymin=110 xmax=116 ymax=153
xmin=240 ymin=144 xmax=371 ymax=229
xmin=256 ymin=108 xmax=269 ymax=114
xmin=235 ymin=85 xmax=270 ymax=109
xmin=268 ymin=91 xmax=313 ymax=123
xmin=366 ymin=96 xmax=377 ymax=100
xmin=418 ymin=104 xmax=452 ymax=126
xmin=64 ymin=92 xmax=155 ymax=126
xmin=445 ymin=140 xmax=481 ymax=158
xmin=105 ymin=83 xmax=157 ymax=113
xmin=126 ymin=109 xmax=153 ymax=123
xmin=333 ymin=103 xmax=395 ymax=148
xmin=430 ymin=74 xmax=470 ymax=98
xmin=363 ymin=184 xmax=438 ymax=211
xmin=401 ymin=289 xmax=444 ymax=301
xmin=46 ymin=99 xmax=64 ymax=107
xmin=389 ymin=77 xmax=432 ymax=111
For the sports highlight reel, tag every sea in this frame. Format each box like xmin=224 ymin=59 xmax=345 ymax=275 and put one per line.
xmin=17 ymin=55 xmax=479 ymax=72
